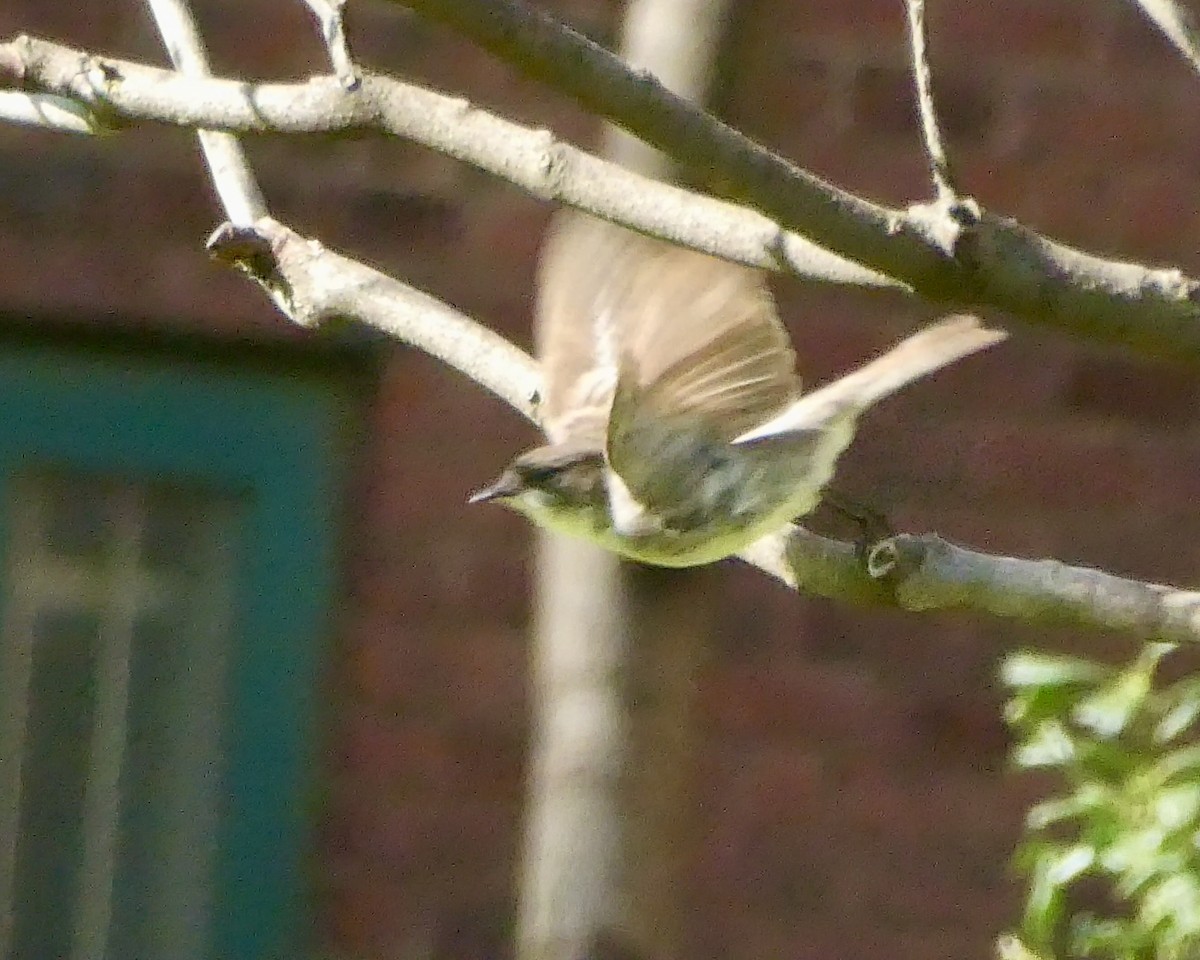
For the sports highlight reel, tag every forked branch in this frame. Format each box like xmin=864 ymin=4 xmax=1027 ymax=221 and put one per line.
xmin=0 ymin=8 xmax=1197 ymax=640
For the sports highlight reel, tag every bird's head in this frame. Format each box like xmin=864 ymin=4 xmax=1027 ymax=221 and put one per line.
xmin=469 ymin=444 xmax=610 ymax=528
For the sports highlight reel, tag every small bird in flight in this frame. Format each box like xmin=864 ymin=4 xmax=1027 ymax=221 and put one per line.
xmin=471 ymin=212 xmax=1005 ymax=568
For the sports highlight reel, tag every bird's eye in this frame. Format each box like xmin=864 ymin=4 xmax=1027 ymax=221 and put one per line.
xmin=516 ymin=463 xmax=560 ymax=484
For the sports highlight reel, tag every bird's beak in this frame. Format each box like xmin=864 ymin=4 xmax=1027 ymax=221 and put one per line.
xmin=467 ymin=472 xmax=520 ymax=504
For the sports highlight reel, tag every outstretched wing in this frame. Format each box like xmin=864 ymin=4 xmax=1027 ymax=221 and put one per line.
xmin=535 ymin=213 xmax=630 ymax=447
xmin=613 ymin=259 xmax=800 ymax=442
xmin=536 ymin=211 xmax=800 ymax=462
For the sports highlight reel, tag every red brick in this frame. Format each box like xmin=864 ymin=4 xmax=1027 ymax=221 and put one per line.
xmin=699 ymin=743 xmax=829 ymax=825
xmin=800 ymin=129 xmax=931 ymax=205
xmin=850 ymin=62 xmax=919 ymax=140
xmin=433 ymin=800 xmax=521 ymax=882
xmin=1063 ymin=346 xmax=1200 ymax=424
xmin=1012 ymin=77 xmax=1198 ymax=166
xmin=187 ymin=0 xmax=332 ymax=79
xmin=320 ymin=867 xmax=430 ymax=960
xmin=698 ymin=659 xmax=909 ymax=755
xmin=711 ymin=562 xmax=811 ymax=659
xmin=841 ymin=767 xmax=1020 ymax=849
xmin=342 ymin=611 xmax=443 ymax=710
xmin=725 ymin=39 xmax=833 ymax=142
xmin=363 ymin=797 xmax=450 ymax=873
xmin=773 ymin=0 xmax=907 ymax=40
xmin=1112 ymin=163 xmax=1200 ymax=266
xmin=0 ymin=2 xmax=131 ymax=46
xmin=438 ymin=626 xmax=528 ymax=731
xmin=928 ymin=0 xmax=1111 ymax=65
xmin=1102 ymin=0 xmax=1200 ymax=75
xmin=848 ymin=59 xmax=1003 ymax=152
xmin=961 ymin=419 xmax=1200 ymax=510
xmin=696 ymin=804 xmax=843 ymax=919
xmin=443 ymin=725 xmax=526 ymax=801
xmin=334 ymin=711 xmax=458 ymax=796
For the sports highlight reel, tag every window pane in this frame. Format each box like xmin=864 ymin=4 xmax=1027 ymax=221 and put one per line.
xmin=41 ymin=481 xmax=109 ymax=564
xmin=0 ymin=470 xmax=237 ymax=960
xmin=10 ymin=610 xmax=100 ymax=960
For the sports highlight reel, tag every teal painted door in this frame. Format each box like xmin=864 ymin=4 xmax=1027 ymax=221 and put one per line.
xmin=0 ymin=343 xmax=350 ymax=960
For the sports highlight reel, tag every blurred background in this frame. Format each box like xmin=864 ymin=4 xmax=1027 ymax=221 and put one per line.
xmin=0 ymin=0 xmax=1199 ymax=958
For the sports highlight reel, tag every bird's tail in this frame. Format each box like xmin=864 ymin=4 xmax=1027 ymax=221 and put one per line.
xmin=734 ymin=314 xmax=1005 ymax=443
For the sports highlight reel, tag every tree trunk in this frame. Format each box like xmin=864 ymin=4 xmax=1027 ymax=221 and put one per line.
xmin=518 ymin=2 xmax=733 ymax=958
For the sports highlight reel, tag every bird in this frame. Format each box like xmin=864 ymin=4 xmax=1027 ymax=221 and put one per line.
xmin=470 ymin=212 xmax=1005 ymax=568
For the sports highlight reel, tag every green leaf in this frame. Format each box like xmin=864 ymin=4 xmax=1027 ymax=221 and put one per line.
xmin=1074 ymin=670 xmax=1154 ymax=739
xmin=1147 ymin=745 xmax=1200 ymax=787
xmin=1151 ymin=783 xmax=1200 ymax=834
xmin=1014 ymin=720 xmax=1076 ymax=769
xmin=1069 ymin=913 xmax=1130 ymax=958
xmin=1046 ymin=844 xmax=1096 ymax=885
xmin=1022 ymin=844 xmax=1095 ymax=947
xmin=1008 ymin=685 xmax=1091 ymax=731
xmin=1025 ymin=785 xmax=1110 ymax=832
xmin=995 ymin=933 xmax=1048 ymax=960
xmin=1003 ymin=643 xmax=1200 ymax=959
xmin=1070 ymin=644 xmax=1175 ymax=740
xmin=1156 ymin=688 xmax=1200 ymax=744
xmin=1102 ymin=827 xmax=1179 ymax=897
xmin=1002 ymin=652 xmax=1109 ymax=690
xmin=1139 ymin=874 xmax=1200 ymax=938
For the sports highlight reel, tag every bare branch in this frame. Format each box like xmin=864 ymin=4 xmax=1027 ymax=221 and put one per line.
xmin=1129 ymin=0 xmax=1200 ymax=75
xmin=5 ymin=30 xmax=1200 ymax=356
xmin=5 ymin=37 xmax=1200 ymax=362
xmin=137 ymin=5 xmax=538 ymax=446
xmin=904 ymin=0 xmax=957 ymax=201
xmin=144 ymin=0 xmax=266 ymax=225
xmin=1 ymin=26 xmax=1193 ymax=637
xmin=133 ymin=9 xmax=541 ymax=480
xmin=868 ymin=534 xmax=1200 ymax=644
xmin=390 ymin=0 xmax=925 ymax=270
xmin=140 ymin=6 xmax=538 ymax=431
xmin=297 ymin=0 xmax=360 ymax=90
xmin=0 ymin=34 xmax=892 ymax=291
xmin=737 ymin=526 xmax=857 ymax=596
xmin=385 ymin=0 xmax=1200 ymax=362
xmin=207 ymin=218 xmax=541 ymax=417
xmin=198 ymin=215 xmax=1200 ymax=644
xmin=0 ymin=89 xmax=102 ymax=134
xmin=599 ymin=0 xmax=730 ymax=173
xmin=741 ymin=525 xmax=1200 ymax=644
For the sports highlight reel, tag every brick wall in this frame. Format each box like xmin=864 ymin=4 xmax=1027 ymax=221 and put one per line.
xmin=2 ymin=1 xmax=1199 ymax=958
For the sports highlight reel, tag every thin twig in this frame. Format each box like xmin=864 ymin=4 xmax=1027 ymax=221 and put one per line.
xmin=143 ymin=0 xmax=266 ymax=224
xmin=904 ymin=0 xmax=957 ymax=201
xmin=1128 ymin=0 xmax=1200 ymax=76
xmin=296 ymin=0 xmax=360 ymax=89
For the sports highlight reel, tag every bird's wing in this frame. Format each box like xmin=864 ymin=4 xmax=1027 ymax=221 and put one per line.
xmin=535 ymin=212 xmax=630 ymax=448
xmin=536 ymin=211 xmax=800 ymax=457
